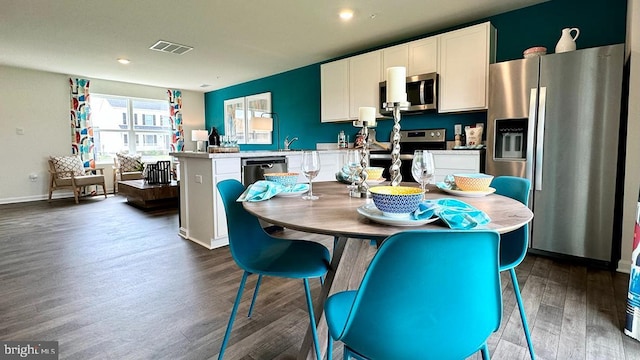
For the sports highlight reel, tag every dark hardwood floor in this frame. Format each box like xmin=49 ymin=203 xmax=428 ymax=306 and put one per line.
xmin=1 ymin=195 xmax=639 ymax=360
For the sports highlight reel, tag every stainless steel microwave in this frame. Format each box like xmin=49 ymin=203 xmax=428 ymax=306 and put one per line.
xmin=379 ymin=72 xmax=438 ymax=115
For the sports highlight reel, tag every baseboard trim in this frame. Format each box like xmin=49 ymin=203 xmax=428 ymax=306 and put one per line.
xmin=618 ymin=259 xmax=632 ymax=274
xmin=0 ymin=190 xmax=112 ymax=205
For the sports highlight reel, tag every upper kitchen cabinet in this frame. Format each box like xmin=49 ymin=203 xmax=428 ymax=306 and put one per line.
xmin=349 ymin=51 xmax=382 ymax=119
xmin=321 ymin=50 xmax=382 ymax=122
xmin=438 ymin=22 xmax=496 ymax=113
xmin=320 ymin=59 xmax=349 ymax=122
xmin=408 ymin=36 xmax=438 ymax=76
xmin=382 ymin=44 xmax=409 ymax=80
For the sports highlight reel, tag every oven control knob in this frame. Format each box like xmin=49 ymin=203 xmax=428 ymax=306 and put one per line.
xmin=430 ymin=132 xmax=435 ymax=137
xmin=436 ymin=131 xmax=441 ymax=137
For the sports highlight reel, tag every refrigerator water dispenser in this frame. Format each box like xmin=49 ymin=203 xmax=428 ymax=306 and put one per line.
xmin=493 ymin=118 xmax=527 ymax=160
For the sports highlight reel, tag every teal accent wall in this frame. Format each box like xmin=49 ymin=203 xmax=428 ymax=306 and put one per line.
xmin=204 ymin=0 xmax=627 ymax=150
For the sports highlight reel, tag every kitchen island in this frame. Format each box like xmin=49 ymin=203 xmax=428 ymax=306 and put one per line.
xmin=171 ymin=149 xmax=346 ymax=249
xmin=171 ymin=148 xmax=482 ymax=249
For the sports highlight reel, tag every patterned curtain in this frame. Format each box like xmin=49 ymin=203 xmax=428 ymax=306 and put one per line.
xmin=168 ymin=89 xmax=184 ymax=151
xmin=69 ymin=78 xmax=95 ymax=169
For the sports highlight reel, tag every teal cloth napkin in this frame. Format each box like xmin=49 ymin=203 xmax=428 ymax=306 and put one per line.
xmin=237 ymin=180 xmax=309 ymax=202
xmin=335 ymin=165 xmax=358 ymax=184
xmin=413 ymin=198 xmax=491 ymax=230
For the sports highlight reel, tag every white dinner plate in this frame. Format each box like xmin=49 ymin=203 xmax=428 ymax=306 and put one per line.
xmin=365 ymin=178 xmax=387 ymax=185
xmin=357 ymin=204 xmax=439 ymax=227
xmin=275 ymin=187 xmax=309 ymax=197
xmin=436 ymin=183 xmax=496 ymax=198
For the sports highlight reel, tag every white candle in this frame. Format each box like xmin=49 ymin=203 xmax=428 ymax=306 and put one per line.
xmin=359 ymin=107 xmax=376 ymax=127
xmin=386 ymin=66 xmax=407 ymax=103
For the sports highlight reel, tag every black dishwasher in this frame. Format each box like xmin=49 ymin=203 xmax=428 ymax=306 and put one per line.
xmin=241 ymin=157 xmax=288 ymax=185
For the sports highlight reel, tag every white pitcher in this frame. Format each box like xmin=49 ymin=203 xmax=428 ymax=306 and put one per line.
xmin=555 ymin=27 xmax=580 ymax=53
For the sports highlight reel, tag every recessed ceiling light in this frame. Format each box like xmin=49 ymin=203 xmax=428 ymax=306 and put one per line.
xmin=339 ymin=9 xmax=354 ymax=20
xmin=117 ymin=58 xmax=130 ymax=64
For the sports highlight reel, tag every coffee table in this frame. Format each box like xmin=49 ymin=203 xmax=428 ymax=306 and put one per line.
xmin=117 ymin=179 xmax=179 ymax=209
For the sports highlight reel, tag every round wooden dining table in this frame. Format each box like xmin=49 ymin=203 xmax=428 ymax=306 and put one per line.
xmin=243 ymin=181 xmax=533 ymax=360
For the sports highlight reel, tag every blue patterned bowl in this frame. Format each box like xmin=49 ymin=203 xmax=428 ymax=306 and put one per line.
xmin=369 ymin=186 xmax=423 ymax=218
xmin=264 ymin=172 xmax=299 ymax=187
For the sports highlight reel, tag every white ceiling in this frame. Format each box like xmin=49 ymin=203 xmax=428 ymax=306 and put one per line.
xmin=0 ymin=0 xmax=546 ymax=92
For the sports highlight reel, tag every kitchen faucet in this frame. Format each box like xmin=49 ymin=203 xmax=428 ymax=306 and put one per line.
xmin=283 ymin=136 xmax=298 ymax=150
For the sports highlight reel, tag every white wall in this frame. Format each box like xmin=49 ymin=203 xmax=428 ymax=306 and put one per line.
xmin=0 ymin=65 xmax=205 ymax=204
xmin=620 ymin=0 xmax=640 ymax=272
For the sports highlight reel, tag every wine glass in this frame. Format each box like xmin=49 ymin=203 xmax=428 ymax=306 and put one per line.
xmin=344 ymin=150 xmax=361 ymax=190
xmin=301 ymin=151 xmax=321 ymax=200
xmin=412 ymin=150 xmax=435 ymax=198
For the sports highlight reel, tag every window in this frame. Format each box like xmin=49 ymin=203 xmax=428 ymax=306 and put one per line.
xmin=91 ymin=94 xmax=172 ymax=163
xmin=224 ymin=92 xmax=272 ymax=144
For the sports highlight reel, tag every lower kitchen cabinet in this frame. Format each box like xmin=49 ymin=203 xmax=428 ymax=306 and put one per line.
xmin=287 ymin=151 xmax=342 ymax=183
xmin=432 ymin=151 xmax=481 ymax=182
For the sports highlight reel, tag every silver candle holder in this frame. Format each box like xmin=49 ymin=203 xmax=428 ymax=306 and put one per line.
xmin=383 ymin=101 xmax=410 ymax=186
xmin=351 ymin=120 xmax=373 ymax=198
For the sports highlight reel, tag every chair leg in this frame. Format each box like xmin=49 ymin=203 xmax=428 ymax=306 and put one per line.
xmin=103 ymin=183 xmax=107 ymax=198
xmin=510 ymin=268 xmax=535 ymax=360
xmin=247 ymin=274 xmax=263 ymax=318
xmin=480 ymin=343 xmax=491 ymax=360
xmin=303 ymin=278 xmax=322 ymax=360
xmin=327 ymin=333 xmax=333 ymax=360
xmin=343 ymin=347 xmax=351 ymax=360
xmin=218 ymin=271 xmax=249 ymax=360
xmin=74 ymin=187 xmax=80 ymax=204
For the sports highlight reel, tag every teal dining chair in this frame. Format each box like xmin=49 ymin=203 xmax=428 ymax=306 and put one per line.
xmin=216 ymin=179 xmax=331 ymax=360
xmin=325 ymin=230 xmax=502 ymax=360
xmin=491 ymin=175 xmax=535 ymax=359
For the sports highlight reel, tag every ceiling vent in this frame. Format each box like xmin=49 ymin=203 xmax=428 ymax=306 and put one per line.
xmin=149 ymin=40 xmax=193 ymax=55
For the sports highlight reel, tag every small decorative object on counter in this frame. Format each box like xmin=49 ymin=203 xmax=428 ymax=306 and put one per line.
xmin=354 ymin=128 xmax=366 ymax=149
xmin=338 ymin=130 xmax=347 ymax=148
xmin=208 ymin=127 xmax=220 ymax=147
xmin=555 ymin=27 xmax=580 ymax=53
xmin=465 ymin=125 xmax=483 ymax=147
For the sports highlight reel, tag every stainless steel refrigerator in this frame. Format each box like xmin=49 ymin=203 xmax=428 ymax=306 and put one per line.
xmin=486 ymin=44 xmax=624 ymax=264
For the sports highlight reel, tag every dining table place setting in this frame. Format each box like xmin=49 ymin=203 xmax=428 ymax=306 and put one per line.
xmin=236 ymin=176 xmax=309 ymax=202
xmin=357 ymin=185 xmax=491 ymax=229
xmin=436 ymin=173 xmax=497 ymax=197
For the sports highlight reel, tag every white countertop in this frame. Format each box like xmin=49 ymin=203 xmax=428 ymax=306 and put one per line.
xmin=170 ymin=148 xmax=482 ymax=159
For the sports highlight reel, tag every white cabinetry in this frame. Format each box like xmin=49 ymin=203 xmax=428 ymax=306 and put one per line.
xmin=408 ymin=36 xmax=438 ymax=75
xmin=175 ymin=154 xmax=240 ymax=250
xmin=382 ymin=44 xmax=408 ymax=80
xmin=348 ymin=51 xmax=382 ymax=119
xmin=288 ymin=151 xmax=341 ymax=182
xmin=213 ymin=158 xmax=241 ymax=240
xmin=432 ymin=152 xmax=481 ymax=183
xmin=320 ymin=59 xmax=349 ymax=122
xmin=320 ymin=22 xmax=495 ymax=120
xmin=438 ymin=22 xmax=496 ymax=113
xmin=321 ymin=51 xmax=381 ymax=122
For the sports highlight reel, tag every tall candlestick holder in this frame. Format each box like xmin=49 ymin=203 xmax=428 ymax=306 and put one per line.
xmin=351 ymin=121 xmax=373 ymax=198
xmin=383 ymin=101 xmax=410 ymax=186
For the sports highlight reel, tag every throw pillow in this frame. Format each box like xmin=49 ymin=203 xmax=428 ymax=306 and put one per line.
xmin=50 ymin=155 xmax=85 ymax=177
xmin=117 ymin=153 xmax=142 ymax=172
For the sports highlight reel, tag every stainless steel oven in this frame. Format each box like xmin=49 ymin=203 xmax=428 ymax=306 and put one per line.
xmin=369 ymin=129 xmax=446 ymax=182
